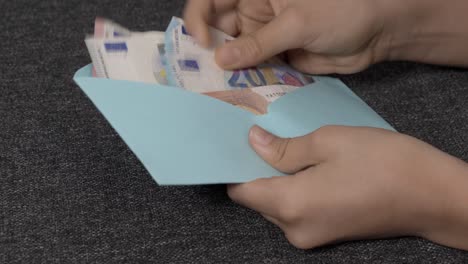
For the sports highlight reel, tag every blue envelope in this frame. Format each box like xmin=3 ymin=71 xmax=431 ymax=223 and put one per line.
xmin=74 ymin=64 xmax=393 ymax=185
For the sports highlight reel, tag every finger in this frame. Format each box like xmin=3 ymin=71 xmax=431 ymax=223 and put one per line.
xmin=183 ymin=0 xmax=238 ymax=47
xmin=262 ymin=214 xmax=286 ymax=230
xmin=183 ymin=0 xmax=213 ymax=47
xmin=211 ymin=0 xmax=239 ymax=13
xmin=227 ymin=176 xmax=290 ymax=217
xmin=215 ymin=9 xmax=304 ymax=69
xmin=248 ymin=125 xmax=325 ymax=174
xmin=212 ymin=11 xmax=239 ymax=37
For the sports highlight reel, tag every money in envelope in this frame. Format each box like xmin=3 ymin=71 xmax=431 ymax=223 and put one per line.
xmin=76 ymin=17 xmax=394 ymax=185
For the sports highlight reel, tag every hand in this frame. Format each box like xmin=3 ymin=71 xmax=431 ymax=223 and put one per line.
xmin=184 ymin=0 xmax=468 ymax=73
xmin=228 ymin=125 xmax=468 ymax=249
xmin=184 ymin=0 xmax=389 ymax=74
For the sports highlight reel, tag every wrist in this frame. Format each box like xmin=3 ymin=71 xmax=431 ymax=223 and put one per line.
xmin=418 ymin=155 xmax=468 ymax=250
xmin=376 ymin=0 xmax=468 ymax=67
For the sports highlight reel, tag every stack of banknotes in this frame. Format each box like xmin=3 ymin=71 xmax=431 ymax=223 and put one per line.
xmin=85 ymin=17 xmax=314 ymax=114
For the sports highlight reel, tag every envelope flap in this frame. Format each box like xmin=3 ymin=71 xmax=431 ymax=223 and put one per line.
xmin=255 ymin=77 xmax=394 ymax=137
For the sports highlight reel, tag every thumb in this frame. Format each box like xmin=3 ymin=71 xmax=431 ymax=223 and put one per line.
xmin=249 ymin=126 xmax=324 ymax=174
xmin=215 ymin=10 xmax=303 ymax=69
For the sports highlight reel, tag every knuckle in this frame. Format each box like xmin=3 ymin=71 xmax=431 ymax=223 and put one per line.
xmin=278 ymin=206 xmax=301 ymax=225
xmin=336 ymin=55 xmax=373 ymax=74
xmin=284 ymin=229 xmax=314 ymax=250
xmin=276 ymin=192 xmax=302 ymax=224
xmin=271 ymin=138 xmax=291 ymax=167
xmin=282 ymin=8 xmax=307 ymax=41
xmin=226 ymin=186 xmax=241 ymax=203
xmin=302 ymin=125 xmax=343 ymax=158
xmin=284 ymin=9 xmax=304 ymax=29
xmin=310 ymin=125 xmax=340 ymax=144
xmin=241 ymin=34 xmax=264 ymax=60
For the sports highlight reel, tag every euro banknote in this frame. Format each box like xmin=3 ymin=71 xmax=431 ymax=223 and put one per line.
xmin=84 ymin=17 xmax=314 ymax=114
xmin=163 ymin=17 xmax=314 ymax=114
xmin=94 ymin=17 xmax=131 ymax=38
xmin=163 ymin=17 xmax=314 ymax=91
xmin=86 ymin=18 xmax=168 ymax=84
xmin=91 ymin=17 xmax=131 ymax=77
xmin=85 ymin=32 xmax=165 ymax=83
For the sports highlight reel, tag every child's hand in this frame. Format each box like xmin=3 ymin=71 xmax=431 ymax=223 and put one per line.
xmin=228 ymin=126 xmax=468 ymax=250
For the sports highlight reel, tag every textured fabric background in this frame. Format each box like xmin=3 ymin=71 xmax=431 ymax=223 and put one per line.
xmin=1 ymin=0 xmax=467 ymax=263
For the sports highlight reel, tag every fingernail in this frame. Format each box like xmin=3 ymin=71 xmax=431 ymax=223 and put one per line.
xmin=217 ymin=46 xmax=241 ymax=67
xmin=250 ymin=126 xmax=274 ymax=146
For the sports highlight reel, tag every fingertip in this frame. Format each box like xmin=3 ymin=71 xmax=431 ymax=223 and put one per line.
xmin=214 ymin=44 xmax=241 ymax=69
xmin=226 ymin=183 xmax=246 ymax=202
xmin=249 ymin=125 xmax=275 ymax=147
xmin=183 ymin=0 xmax=213 ymax=48
xmin=183 ymin=19 xmax=211 ymax=48
xmin=248 ymin=125 xmax=260 ymax=144
xmin=247 ymin=126 xmax=258 ymax=150
xmin=248 ymin=125 xmax=259 ymax=141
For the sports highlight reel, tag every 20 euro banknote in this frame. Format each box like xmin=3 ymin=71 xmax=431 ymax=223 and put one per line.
xmin=85 ymin=32 xmax=165 ymax=84
xmin=163 ymin=17 xmax=314 ymax=114
xmin=87 ymin=18 xmax=168 ymax=84
xmin=163 ymin=17 xmax=314 ymax=91
xmin=85 ymin=17 xmax=315 ymax=114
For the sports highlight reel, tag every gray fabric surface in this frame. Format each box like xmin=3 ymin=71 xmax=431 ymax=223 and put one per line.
xmin=1 ymin=0 xmax=467 ymax=263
